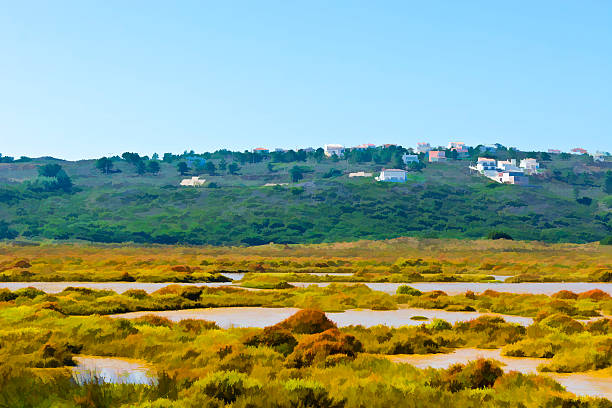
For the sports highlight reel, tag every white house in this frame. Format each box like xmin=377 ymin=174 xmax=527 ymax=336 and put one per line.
xmin=474 ymin=157 xmax=497 ymax=172
xmin=376 ymin=169 xmax=407 ymax=182
xmin=402 ymin=154 xmax=419 ymax=164
xmin=498 ymin=159 xmax=520 ymax=171
xmin=519 ymin=158 xmax=540 ymax=174
xmin=497 ymin=171 xmax=529 ymax=185
xmin=349 ymin=171 xmax=373 ymax=177
xmin=416 ymin=142 xmax=432 ymax=153
xmin=593 ymin=151 xmax=610 ymax=162
xmin=180 ymin=176 xmax=206 ymax=187
xmin=324 ymin=144 xmax=345 ymax=157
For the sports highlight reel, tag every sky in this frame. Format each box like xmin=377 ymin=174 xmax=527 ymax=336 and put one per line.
xmin=0 ymin=1 xmax=611 ymax=161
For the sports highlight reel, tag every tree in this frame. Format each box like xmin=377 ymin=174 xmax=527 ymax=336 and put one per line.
xmin=152 ymin=153 xmax=159 ymax=160
xmin=205 ymin=161 xmax=217 ymax=175
xmin=38 ymin=164 xmax=62 ymax=178
xmin=135 ymin=160 xmax=146 ymax=175
xmin=604 ymin=171 xmax=612 ymax=194
xmin=290 ymin=166 xmax=304 ymax=183
xmin=177 ymin=162 xmax=189 ymax=176
xmin=540 ymin=152 xmax=551 ymax=161
xmin=54 ymin=169 xmax=73 ymax=192
xmin=391 ymin=153 xmax=405 ymax=169
xmin=228 ymin=162 xmax=240 ymax=175
xmin=95 ymin=157 xmax=114 ymax=174
xmin=218 ymin=159 xmax=227 ymax=171
xmin=0 ymin=221 xmax=18 ymax=239
xmin=35 ymin=164 xmax=72 ymax=192
xmin=146 ymin=160 xmax=160 ymax=174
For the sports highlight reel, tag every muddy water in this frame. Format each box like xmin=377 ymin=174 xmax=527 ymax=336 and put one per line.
xmin=389 ymin=348 xmax=612 ymax=400
xmin=72 ymin=356 xmax=154 ymax=384
xmin=290 ymin=282 xmax=612 ymax=296
xmin=111 ymin=307 xmax=532 ymax=328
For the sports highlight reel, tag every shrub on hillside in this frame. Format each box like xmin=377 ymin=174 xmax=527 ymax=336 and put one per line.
xmin=601 ymin=235 xmax=612 ymax=245
xmin=487 ymin=231 xmax=513 ymax=240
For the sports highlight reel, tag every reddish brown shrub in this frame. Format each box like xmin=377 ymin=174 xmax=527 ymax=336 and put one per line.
xmin=273 ymin=309 xmax=336 ymax=334
xmin=171 ymin=265 xmax=192 ymax=272
xmin=286 ymin=328 xmax=362 ymax=368
xmin=551 ymin=290 xmax=578 ymax=300
xmin=179 ymin=318 xmax=218 ymax=333
xmin=578 ymin=289 xmax=610 ymax=301
xmin=481 ymin=290 xmax=502 ymax=297
xmin=13 ymin=259 xmax=31 ymax=268
xmin=442 ymin=359 xmax=503 ymax=392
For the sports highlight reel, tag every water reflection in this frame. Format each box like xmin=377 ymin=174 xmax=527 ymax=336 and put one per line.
xmin=111 ymin=307 xmax=532 ymax=328
xmin=72 ymin=356 xmax=154 ymax=385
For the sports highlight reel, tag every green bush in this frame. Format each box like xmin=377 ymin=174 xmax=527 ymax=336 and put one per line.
xmin=284 ymin=379 xmax=345 ymax=408
xmin=194 ymin=371 xmax=261 ymax=403
xmin=396 ymin=285 xmax=422 ymax=296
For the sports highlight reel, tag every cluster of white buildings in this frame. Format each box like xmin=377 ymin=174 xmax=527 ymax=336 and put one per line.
xmin=469 ymin=158 xmax=540 ymax=185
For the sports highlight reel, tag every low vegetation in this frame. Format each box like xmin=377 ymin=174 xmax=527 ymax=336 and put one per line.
xmin=1 ymin=239 xmax=610 ymax=282
xmin=0 ymin=301 xmax=610 ymax=407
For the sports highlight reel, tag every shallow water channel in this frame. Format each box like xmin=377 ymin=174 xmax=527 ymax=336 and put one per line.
xmin=110 ymin=306 xmax=534 ymax=327
xmin=389 ymin=348 xmax=612 ymax=400
xmin=290 ymin=281 xmax=612 ymax=296
xmin=2 ymin=280 xmax=610 ymax=295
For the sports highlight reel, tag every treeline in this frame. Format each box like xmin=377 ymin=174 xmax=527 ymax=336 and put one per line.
xmin=1 ymin=177 xmax=610 ymax=244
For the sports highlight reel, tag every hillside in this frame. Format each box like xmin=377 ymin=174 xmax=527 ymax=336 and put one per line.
xmin=0 ymin=150 xmax=611 ymax=245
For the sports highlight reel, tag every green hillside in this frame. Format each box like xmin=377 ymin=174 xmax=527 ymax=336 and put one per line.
xmin=0 ymin=148 xmax=611 ymax=245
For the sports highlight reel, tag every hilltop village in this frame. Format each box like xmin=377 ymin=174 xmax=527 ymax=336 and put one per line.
xmin=178 ymin=142 xmax=610 ymax=186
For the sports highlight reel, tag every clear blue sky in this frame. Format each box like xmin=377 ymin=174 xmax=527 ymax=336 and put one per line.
xmin=1 ymin=1 xmax=611 ymax=160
